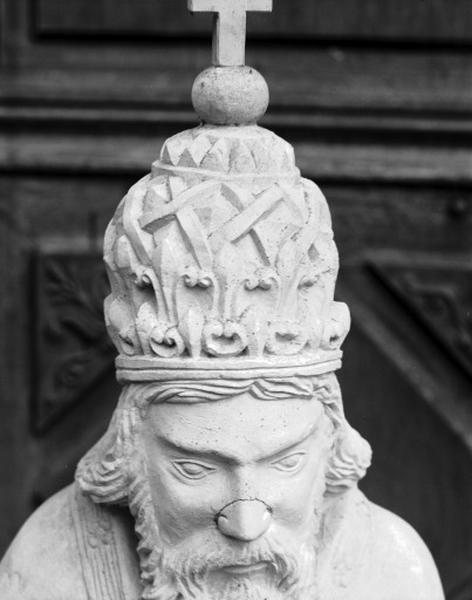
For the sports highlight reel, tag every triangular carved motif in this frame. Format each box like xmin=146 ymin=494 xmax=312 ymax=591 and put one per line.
xmin=370 ymin=257 xmax=472 ymax=378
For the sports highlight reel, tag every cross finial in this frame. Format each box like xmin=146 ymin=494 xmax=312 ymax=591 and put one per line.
xmin=188 ymin=0 xmax=273 ymax=67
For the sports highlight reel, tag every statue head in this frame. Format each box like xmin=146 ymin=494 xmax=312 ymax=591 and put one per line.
xmin=75 ymin=24 xmax=371 ymax=597
xmin=76 ymin=374 xmax=371 ymax=600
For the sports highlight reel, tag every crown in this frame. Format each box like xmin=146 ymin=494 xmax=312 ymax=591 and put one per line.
xmin=105 ymin=123 xmax=350 ymax=382
xmin=104 ymin=6 xmax=350 ymax=384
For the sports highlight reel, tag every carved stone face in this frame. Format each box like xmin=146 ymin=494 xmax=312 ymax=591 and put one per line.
xmin=141 ymin=392 xmax=333 ymax=597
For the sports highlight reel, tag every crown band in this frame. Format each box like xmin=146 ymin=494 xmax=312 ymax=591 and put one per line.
xmin=116 ymin=352 xmax=342 ymax=383
xmin=152 ymin=160 xmax=300 ymax=182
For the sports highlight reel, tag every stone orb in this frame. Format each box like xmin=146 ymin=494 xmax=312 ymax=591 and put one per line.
xmin=192 ymin=66 xmax=269 ymax=126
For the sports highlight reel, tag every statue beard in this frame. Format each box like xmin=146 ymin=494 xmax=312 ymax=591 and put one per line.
xmin=127 ymin=461 xmax=321 ymax=600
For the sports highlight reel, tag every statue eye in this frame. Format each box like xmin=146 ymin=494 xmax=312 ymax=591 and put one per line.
xmin=173 ymin=460 xmax=215 ymax=480
xmin=272 ymin=452 xmax=306 ymax=472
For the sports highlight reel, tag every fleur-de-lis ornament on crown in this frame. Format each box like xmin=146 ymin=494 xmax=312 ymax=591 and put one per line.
xmin=105 ymin=0 xmax=350 ymax=383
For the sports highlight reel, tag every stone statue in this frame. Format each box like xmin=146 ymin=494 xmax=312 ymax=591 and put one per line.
xmin=0 ymin=2 xmax=445 ymax=599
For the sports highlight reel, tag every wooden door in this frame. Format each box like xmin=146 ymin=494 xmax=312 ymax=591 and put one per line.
xmin=1 ymin=1 xmax=472 ymax=596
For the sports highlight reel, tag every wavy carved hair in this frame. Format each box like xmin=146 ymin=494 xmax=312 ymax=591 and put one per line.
xmin=76 ymin=373 xmax=372 ymax=504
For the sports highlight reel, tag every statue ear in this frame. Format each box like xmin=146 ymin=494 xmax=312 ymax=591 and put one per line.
xmin=325 ymin=423 xmax=372 ymax=495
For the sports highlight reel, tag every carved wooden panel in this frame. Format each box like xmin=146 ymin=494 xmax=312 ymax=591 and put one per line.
xmin=339 ymin=310 xmax=472 ymax=599
xmin=33 ymin=253 xmax=112 ymax=432
xmin=370 ymin=257 xmax=472 ymax=379
xmin=329 ymin=188 xmax=472 ymax=598
xmin=0 ymin=180 xmax=31 ymax=562
xmin=2 ymin=1 xmax=472 ymax=597
xmin=36 ymin=0 xmax=472 ymax=41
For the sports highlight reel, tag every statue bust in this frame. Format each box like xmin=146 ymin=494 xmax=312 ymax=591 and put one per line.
xmin=0 ymin=2 xmax=444 ymax=599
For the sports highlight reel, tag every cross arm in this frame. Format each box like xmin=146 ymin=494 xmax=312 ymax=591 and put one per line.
xmin=188 ymin=0 xmax=273 ymax=66
xmin=188 ymin=1 xmax=272 ymax=12
xmin=188 ymin=0 xmax=220 ymax=12
xmin=247 ymin=0 xmax=273 ymax=11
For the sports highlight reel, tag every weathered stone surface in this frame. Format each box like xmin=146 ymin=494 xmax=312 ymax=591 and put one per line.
xmin=0 ymin=1 xmax=445 ymax=599
xmin=192 ymin=67 xmax=269 ymax=125
xmin=0 ymin=480 xmax=443 ymax=600
xmin=103 ymin=123 xmax=347 ymax=379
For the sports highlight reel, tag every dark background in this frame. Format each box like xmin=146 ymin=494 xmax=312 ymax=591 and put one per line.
xmin=1 ymin=1 xmax=472 ymax=598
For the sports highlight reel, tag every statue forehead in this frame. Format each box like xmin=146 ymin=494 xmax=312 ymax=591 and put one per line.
xmin=144 ymin=392 xmax=325 ymax=457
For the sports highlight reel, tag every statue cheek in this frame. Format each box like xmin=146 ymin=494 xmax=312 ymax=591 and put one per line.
xmin=270 ymin=471 xmax=326 ymax=530
xmin=147 ymin=473 xmax=224 ymax=541
xmin=152 ymin=493 xmax=216 ymax=543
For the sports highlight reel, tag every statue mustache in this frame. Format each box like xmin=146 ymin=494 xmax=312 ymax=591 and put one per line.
xmin=160 ymin=535 xmax=303 ymax=592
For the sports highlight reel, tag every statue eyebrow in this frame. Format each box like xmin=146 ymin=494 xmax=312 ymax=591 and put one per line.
xmin=259 ymin=424 xmax=319 ymax=463
xmin=158 ymin=437 xmax=241 ymax=464
xmin=157 ymin=422 xmax=318 ymax=465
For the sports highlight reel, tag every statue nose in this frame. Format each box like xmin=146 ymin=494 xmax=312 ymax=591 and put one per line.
xmin=216 ymin=499 xmax=272 ymax=542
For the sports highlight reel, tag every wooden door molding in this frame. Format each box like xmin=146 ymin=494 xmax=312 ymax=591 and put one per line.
xmin=35 ymin=0 xmax=472 ymax=43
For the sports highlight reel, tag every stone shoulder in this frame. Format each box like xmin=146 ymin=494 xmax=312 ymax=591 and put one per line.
xmin=364 ymin=499 xmax=445 ymax=600
xmin=0 ymin=485 xmax=88 ymax=600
